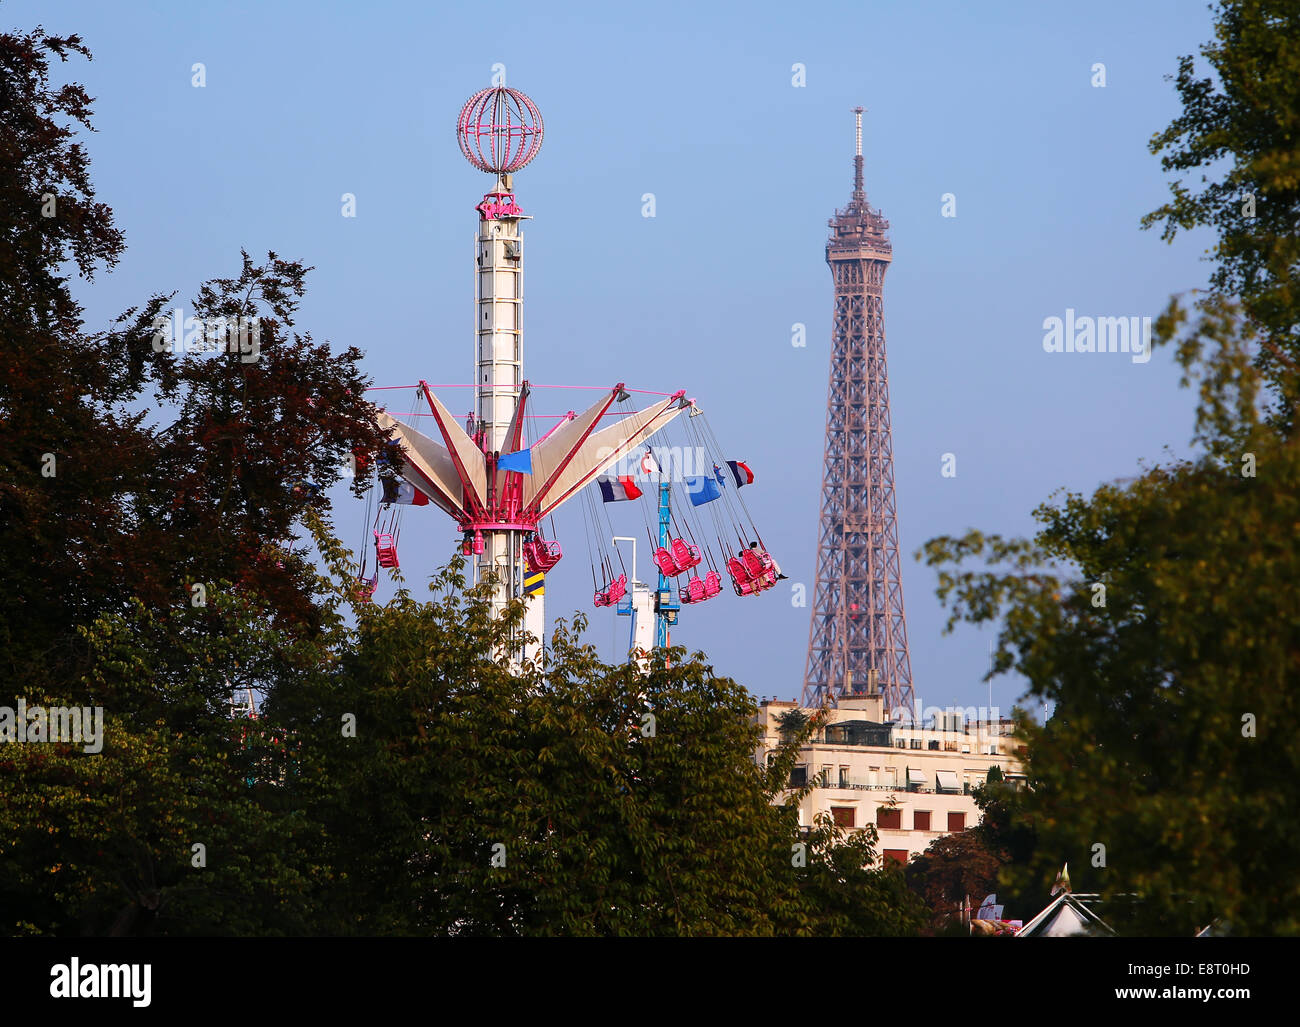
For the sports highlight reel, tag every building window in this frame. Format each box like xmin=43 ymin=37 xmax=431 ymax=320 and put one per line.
xmin=935 ymin=770 xmax=961 ymax=795
xmin=910 ymin=738 xmax=922 ymax=750
xmin=877 ymin=808 xmax=902 ymax=830
xmin=868 ymin=766 xmax=879 ymax=786
xmin=914 ymin=810 xmax=931 ymax=831
xmin=947 ymin=811 xmax=966 ymax=832
xmin=897 ymin=740 xmax=906 ymax=749
xmin=838 ymin=766 xmax=849 ymax=788
xmin=928 ymin=739 xmax=940 ymax=750
xmin=831 ymin=806 xmax=855 ymax=829
xmin=882 ymin=849 xmax=909 ymax=867
xmin=789 ymin=766 xmax=807 ymax=788
xmin=820 ymin=765 xmax=832 ymax=786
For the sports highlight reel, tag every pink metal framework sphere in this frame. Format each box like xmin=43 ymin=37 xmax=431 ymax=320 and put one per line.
xmin=456 ymin=87 xmax=544 ymax=174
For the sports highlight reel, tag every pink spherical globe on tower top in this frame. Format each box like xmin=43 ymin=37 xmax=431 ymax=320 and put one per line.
xmin=456 ymin=87 xmax=544 ymax=175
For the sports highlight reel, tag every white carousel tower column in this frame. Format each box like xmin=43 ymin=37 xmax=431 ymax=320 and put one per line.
xmin=474 ymin=173 xmax=543 ymax=662
xmin=474 ymin=173 xmax=523 ymax=454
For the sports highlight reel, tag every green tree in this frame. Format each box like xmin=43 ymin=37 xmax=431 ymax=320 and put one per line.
xmin=0 ymin=26 xmax=387 ymax=684
xmin=1142 ymin=0 xmax=1300 ymax=429
xmin=0 ymin=587 xmax=325 ymax=935
xmin=969 ymin=762 xmax=1038 ymax=918
xmin=921 ymin=297 xmax=1300 ymax=936
xmin=775 ymin=707 xmax=809 ymax=741
xmin=0 ymin=26 xmax=386 ymax=934
xmin=0 ymin=26 xmax=134 ymax=689
xmin=267 ymin=516 xmax=926 ymax=936
xmin=916 ymin=6 xmax=1300 ymax=935
xmin=905 ymin=830 xmax=1008 ymax=935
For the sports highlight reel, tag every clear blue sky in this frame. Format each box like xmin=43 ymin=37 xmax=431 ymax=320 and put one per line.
xmin=12 ymin=0 xmax=1219 ymax=714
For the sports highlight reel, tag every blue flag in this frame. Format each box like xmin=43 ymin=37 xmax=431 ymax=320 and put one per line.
xmin=684 ymin=474 xmax=722 ymax=506
xmin=497 ymin=448 xmax=532 ymax=474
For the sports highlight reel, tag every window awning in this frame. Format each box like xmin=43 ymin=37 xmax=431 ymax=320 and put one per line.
xmin=906 ymin=767 xmax=927 ymax=786
xmin=936 ymin=770 xmax=961 ymax=793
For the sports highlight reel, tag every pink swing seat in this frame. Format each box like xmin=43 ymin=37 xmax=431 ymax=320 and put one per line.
xmin=594 ymin=573 xmax=628 ymax=608
xmin=374 ymin=531 xmax=399 ymax=569
xmin=525 ymin=538 xmax=563 ymax=574
xmin=670 ymin=538 xmax=702 ymax=573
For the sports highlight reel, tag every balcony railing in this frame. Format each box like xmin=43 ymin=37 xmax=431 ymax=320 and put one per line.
xmin=814 ymin=778 xmax=930 ymax=793
xmin=787 ymin=774 xmax=981 ymax=795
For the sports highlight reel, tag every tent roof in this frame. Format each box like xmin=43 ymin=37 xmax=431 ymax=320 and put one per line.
xmin=1017 ymin=893 xmax=1114 ymax=938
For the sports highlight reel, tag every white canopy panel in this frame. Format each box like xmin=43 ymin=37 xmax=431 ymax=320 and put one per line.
xmin=377 ymin=411 xmax=465 ymax=519
xmin=524 ymin=390 xmax=617 ymax=508
xmin=421 ymin=388 xmax=488 ymax=509
xmin=528 ymin=395 xmax=686 ymax=516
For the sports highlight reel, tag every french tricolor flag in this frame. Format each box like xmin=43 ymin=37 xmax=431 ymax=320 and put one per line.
xmin=382 ymin=478 xmax=430 ymax=506
xmin=726 ymin=460 xmax=754 ymax=488
xmin=598 ymin=476 xmax=643 ymax=503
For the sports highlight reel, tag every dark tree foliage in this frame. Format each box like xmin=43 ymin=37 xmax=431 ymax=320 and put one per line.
xmin=774 ymin=707 xmax=809 ymax=739
xmin=1 ymin=26 xmax=133 ymax=687
xmin=921 ymin=297 xmax=1300 ymax=936
xmin=912 ymin=3 xmax=1300 ymax=937
xmin=1 ymin=510 xmax=929 ymax=936
xmin=0 ymin=27 xmax=387 ymax=933
xmin=0 ymin=28 xmax=386 ymax=682
xmin=257 ymin=522 xmax=927 ymax=937
xmin=1142 ymin=0 xmax=1300 ymax=429
xmin=905 ymin=830 xmax=1008 ymax=935
xmin=969 ymin=765 xmax=1039 ymax=918
xmin=134 ymin=249 xmax=384 ymax=632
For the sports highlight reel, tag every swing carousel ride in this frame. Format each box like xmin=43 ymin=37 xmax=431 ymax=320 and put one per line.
xmin=351 ymin=86 xmax=782 ymax=665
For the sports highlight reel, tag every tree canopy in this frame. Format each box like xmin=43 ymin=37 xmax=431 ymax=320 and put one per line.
xmin=921 ymin=302 xmax=1300 ymax=936
xmin=1142 ymin=0 xmax=1300 ymax=430
xmin=917 ymin=0 xmax=1300 ymax=938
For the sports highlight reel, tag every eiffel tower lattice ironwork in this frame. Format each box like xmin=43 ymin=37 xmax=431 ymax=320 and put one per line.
xmin=800 ymin=107 xmax=915 ymax=718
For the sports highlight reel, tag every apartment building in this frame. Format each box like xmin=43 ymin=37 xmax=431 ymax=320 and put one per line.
xmin=753 ymin=693 xmax=1025 ymax=865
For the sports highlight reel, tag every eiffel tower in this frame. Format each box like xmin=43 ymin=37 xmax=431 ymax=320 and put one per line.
xmin=800 ymin=108 xmax=915 ymax=718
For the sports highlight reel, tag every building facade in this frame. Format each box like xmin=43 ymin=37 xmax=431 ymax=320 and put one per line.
xmin=753 ymin=695 xmax=1024 ymax=864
